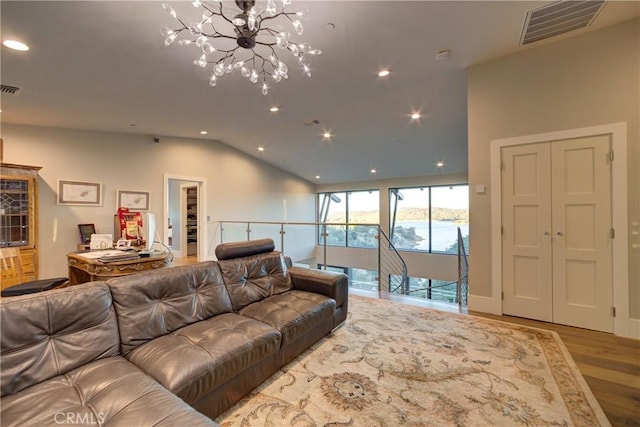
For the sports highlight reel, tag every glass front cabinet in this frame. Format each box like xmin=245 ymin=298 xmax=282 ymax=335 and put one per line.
xmin=1 ymin=163 xmax=41 ymax=284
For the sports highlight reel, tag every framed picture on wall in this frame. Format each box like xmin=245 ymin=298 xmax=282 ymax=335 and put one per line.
xmin=117 ymin=190 xmax=150 ymax=211
xmin=57 ymin=180 xmax=102 ymax=206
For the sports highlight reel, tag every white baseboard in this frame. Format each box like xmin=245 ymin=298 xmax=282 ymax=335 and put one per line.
xmin=468 ymin=294 xmax=499 ymax=314
xmin=623 ymin=318 xmax=640 ymax=340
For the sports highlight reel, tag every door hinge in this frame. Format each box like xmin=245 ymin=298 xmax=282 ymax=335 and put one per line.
xmin=610 ymin=228 xmax=615 ymax=239
xmin=612 ymin=306 xmax=616 ymax=317
xmin=501 ymin=291 xmax=504 ymax=300
xmin=609 ymin=150 xmax=614 ymax=162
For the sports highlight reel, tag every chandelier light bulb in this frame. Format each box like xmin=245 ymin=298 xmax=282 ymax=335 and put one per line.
xmin=161 ymin=0 xmax=321 ymax=95
xmin=162 ymin=3 xmax=177 ymax=19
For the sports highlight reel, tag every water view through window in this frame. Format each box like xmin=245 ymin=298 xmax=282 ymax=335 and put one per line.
xmin=390 ymin=185 xmax=469 ymax=254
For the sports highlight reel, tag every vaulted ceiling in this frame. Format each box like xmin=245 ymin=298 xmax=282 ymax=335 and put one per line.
xmin=1 ymin=1 xmax=637 ymax=184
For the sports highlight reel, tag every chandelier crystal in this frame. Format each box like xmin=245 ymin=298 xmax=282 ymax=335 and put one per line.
xmin=161 ymin=0 xmax=322 ymax=95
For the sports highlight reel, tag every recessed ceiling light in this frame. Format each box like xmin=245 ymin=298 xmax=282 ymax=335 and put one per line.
xmin=436 ymin=161 xmax=445 ymax=167
xmin=269 ymin=106 xmax=279 ymax=112
xmin=200 ymin=130 xmax=208 ymax=135
xmin=410 ymin=112 xmax=421 ymax=120
xmin=378 ymin=69 xmax=391 ymax=77
xmin=3 ymin=40 xmax=29 ymax=51
xmin=258 ymin=146 xmax=265 ymax=152
xmin=322 ymin=131 xmax=332 ymax=140
xmin=370 ymin=168 xmax=377 ymax=174
xmin=315 ymin=175 xmax=321 ymax=179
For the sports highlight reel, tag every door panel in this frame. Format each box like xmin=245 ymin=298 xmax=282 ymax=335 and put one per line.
xmin=551 ymin=135 xmax=612 ymax=332
xmin=502 ymin=143 xmax=552 ymax=322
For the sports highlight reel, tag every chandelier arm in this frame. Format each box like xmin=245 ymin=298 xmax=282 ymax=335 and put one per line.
xmin=200 ymin=32 xmax=237 ymax=41
xmin=254 ymin=40 xmax=278 ymax=47
xmin=199 ymin=1 xmax=233 ymax=26
xmin=258 ymin=11 xmax=289 ymax=24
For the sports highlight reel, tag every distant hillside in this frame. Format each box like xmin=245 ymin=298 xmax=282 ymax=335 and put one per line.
xmin=327 ymin=207 xmax=468 ymax=224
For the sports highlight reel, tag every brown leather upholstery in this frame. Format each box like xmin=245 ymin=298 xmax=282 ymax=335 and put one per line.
xmin=127 ymin=313 xmax=281 ymax=403
xmin=1 ymin=238 xmax=347 ymax=425
xmin=107 ymin=261 xmax=233 ymax=355
xmin=218 ymin=251 xmax=293 ymax=311
xmin=289 ymin=266 xmax=349 ymax=327
xmin=238 ymin=290 xmax=336 ymax=345
xmin=0 ymin=357 xmax=217 ymax=427
xmin=0 ymin=283 xmax=119 ymax=396
xmin=215 ymin=237 xmax=275 ymax=260
xmin=1 ymin=283 xmax=218 ymax=426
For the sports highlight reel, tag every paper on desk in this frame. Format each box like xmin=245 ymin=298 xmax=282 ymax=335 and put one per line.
xmin=76 ymin=250 xmax=130 ymax=259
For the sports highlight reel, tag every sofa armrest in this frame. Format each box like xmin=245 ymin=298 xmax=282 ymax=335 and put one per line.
xmin=288 ymin=267 xmax=348 ymax=309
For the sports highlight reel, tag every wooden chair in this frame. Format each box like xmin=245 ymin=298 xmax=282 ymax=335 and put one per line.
xmin=1 ymin=248 xmax=68 ymax=297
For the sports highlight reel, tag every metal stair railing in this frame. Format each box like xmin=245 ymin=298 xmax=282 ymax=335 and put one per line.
xmin=456 ymin=226 xmax=469 ymax=307
xmin=377 ymin=228 xmax=408 ymax=295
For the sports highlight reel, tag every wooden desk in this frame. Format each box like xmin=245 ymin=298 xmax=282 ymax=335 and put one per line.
xmin=67 ymin=251 xmax=173 ymax=285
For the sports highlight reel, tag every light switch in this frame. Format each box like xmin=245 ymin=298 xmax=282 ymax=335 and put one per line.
xmin=475 ymin=184 xmax=486 ymax=194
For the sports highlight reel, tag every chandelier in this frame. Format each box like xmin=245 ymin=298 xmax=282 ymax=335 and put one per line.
xmin=160 ymin=0 xmax=322 ymax=95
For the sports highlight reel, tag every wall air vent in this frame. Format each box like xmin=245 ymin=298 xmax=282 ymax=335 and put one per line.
xmin=0 ymin=84 xmax=22 ymax=96
xmin=520 ymin=0 xmax=606 ymax=45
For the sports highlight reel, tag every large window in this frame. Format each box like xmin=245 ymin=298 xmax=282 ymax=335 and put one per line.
xmin=390 ymin=185 xmax=469 ymax=254
xmin=318 ymin=190 xmax=379 ymax=248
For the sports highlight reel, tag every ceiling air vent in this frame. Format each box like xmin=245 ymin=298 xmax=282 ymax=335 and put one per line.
xmin=0 ymin=84 xmax=22 ymax=96
xmin=520 ymin=0 xmax=606 ymax=45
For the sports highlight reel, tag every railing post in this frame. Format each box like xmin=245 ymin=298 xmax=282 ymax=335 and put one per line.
xmin=279 ymin=223 xmax=285 ymax=254
xmin=246 ymin=222 xmax=251 ymax=241
xmin=220 ymin=222 xmax=224 ymax=244
xmin=377 ymin=227 xmax=382 ymax=296
xmin=322 ymin=223 xmax=327 ymax=270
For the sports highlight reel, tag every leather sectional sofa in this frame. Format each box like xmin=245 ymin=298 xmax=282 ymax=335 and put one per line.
xmin=1 ymin=239 xmax=348 ymax=426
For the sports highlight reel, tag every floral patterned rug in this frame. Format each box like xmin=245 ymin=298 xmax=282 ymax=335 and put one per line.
xmin=217 ymin=295 xmax=610 ymax=426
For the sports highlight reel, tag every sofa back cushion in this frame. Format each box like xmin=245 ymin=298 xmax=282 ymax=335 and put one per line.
xmin=218 ymin=251 xmax=292 ymax=311
xmin=107 ymin=261 xmax=233 ymax=355
xmin=215 ymin=238 xmax=275 ymax=260
xmin=1 ymin=283 xmax=120 ymax=396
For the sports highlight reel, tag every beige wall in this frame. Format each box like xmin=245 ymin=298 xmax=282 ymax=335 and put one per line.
xmin=1 ymin=124 xmax=316 ymax=278
xmin=467 ymin=19 xmax=639 ymax=318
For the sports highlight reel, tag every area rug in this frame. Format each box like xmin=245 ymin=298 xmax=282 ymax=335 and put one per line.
xmin=217 ymin=295 xmax=610 ymax=427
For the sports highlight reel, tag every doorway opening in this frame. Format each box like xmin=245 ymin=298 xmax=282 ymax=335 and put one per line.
xmin=164 ymin=174 xmax=207 ymax=263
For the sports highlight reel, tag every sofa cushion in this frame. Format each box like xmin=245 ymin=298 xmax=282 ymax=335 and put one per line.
xmin=215 ymin=238 xmax=275 ymax=260
xmin=0 ymin=356 xmax=217 ymax=427
xmin=218 ymin=252 xmax=292 ymax=311
xmin=238 ymin=290 xmax=336 ymax=346
xmin=107 ymin=261 xmax=233 ymax=355
xmin=0 ymin=283 xmax=119 ymax=396
xmin=127 ymin=313 xmax=281 ymax=404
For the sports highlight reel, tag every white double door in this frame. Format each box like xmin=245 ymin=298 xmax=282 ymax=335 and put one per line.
xmin=501 ymin=135 xmax=613 ymax=332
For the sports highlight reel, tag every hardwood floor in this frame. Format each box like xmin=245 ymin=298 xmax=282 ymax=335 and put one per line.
xmin=171 ymin=255 xmax=198 ymax=267
xmin=361 ymin=290 xmax=640 ymax=426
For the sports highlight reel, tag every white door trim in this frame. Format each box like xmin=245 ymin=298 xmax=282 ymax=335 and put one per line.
xmin=490 ymin=122 xmax=633 ymax=338
xmin=163 ymin=173 xmax=208 ymax=262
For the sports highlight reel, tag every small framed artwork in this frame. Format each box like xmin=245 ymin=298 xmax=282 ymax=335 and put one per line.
xmin=58 ymin=180 xmax=102 ymax=206
xmin=117 ymin=190 xmax=150 ymax=211
xmin=78 ymin=223 xmax=96 ymax=244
